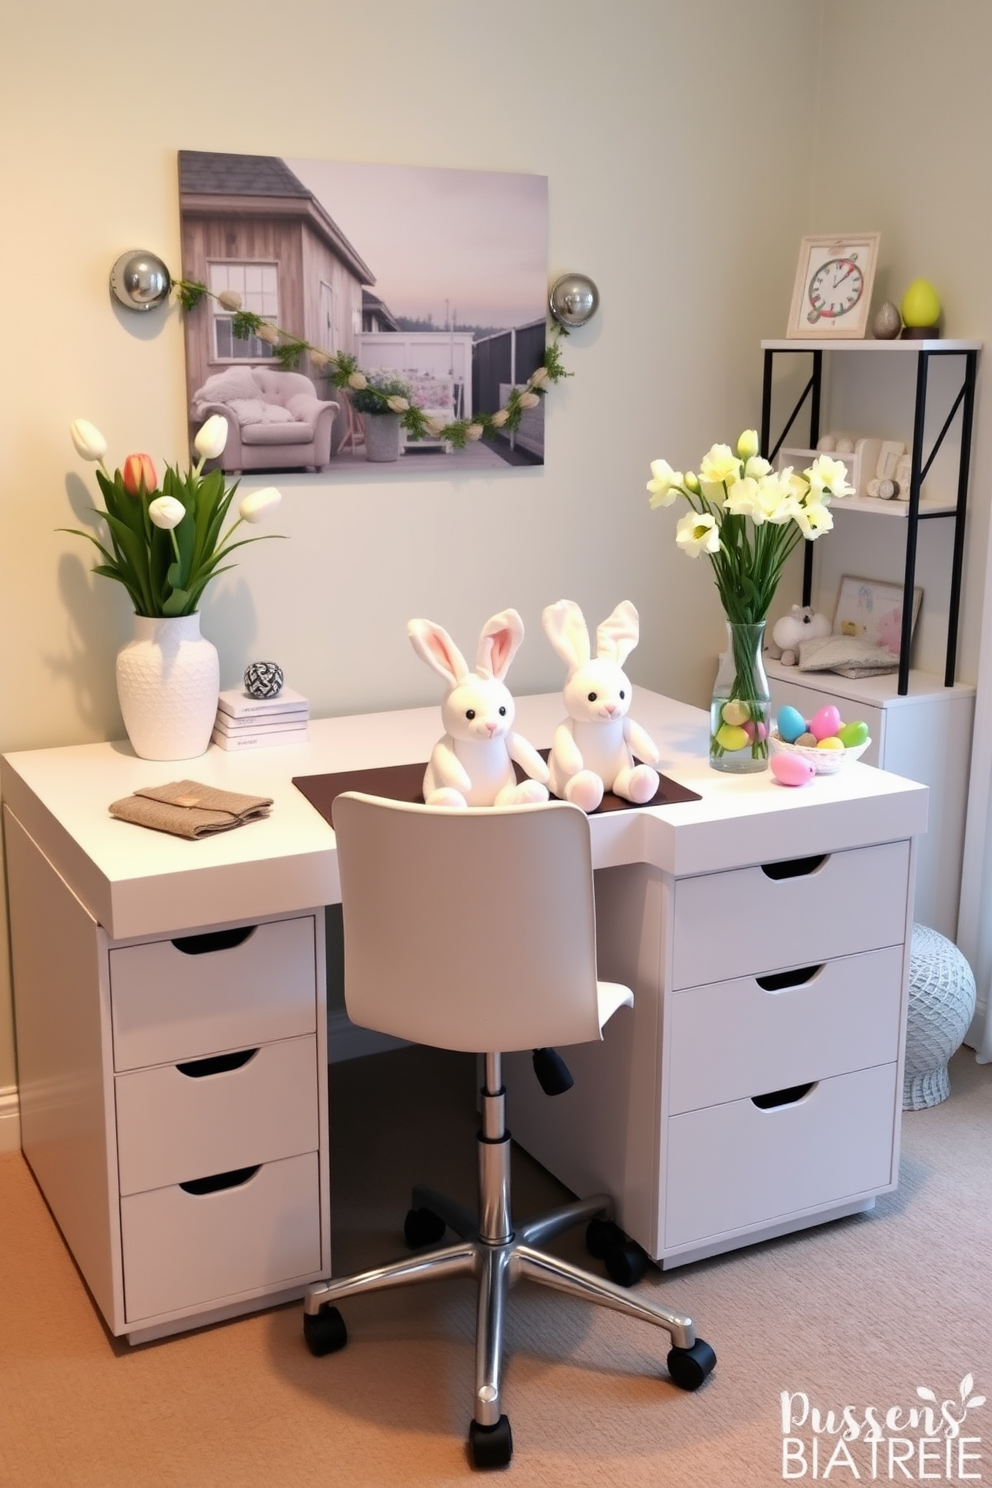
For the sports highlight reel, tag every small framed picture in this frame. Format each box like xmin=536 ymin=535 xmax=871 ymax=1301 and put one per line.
xmin=786 ymin=233 xmax=880 ymax=339
xmin=833 ymin=575 xmax=922 ymax=659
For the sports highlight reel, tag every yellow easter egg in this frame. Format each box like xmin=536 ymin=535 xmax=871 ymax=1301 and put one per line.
xmin=817 ymin=735 xmax=845 ymax=751
xmin=901 ymin=278 xmax=941 ymax=329
xmin=715 ymin=723 xmax=749 ymax=752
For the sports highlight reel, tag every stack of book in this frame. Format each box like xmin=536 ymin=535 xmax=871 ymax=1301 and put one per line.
xmin=212 ymin=686 xmax=310 ymax=751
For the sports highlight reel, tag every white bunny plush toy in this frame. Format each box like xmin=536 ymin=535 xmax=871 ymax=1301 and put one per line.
xmin=542 ymin=599 xmax=661 ymax=813
xmin=407 ymin=609 xmax=550 ymax=808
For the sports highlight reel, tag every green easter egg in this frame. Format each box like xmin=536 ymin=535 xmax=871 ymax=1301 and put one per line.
xmin=721 ymin=700 xmax=751 ymax=726
xmin=901 ymin=278 xmax=941 ymax=328
xmin=715 ymin=722 xmax=749 ymax=752
xmin=838 ymin=720 xmax=869 ymax=747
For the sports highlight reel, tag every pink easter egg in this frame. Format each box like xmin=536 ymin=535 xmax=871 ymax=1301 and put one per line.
xmin=771 ymin=752 xmax=816 ymax=787
xmin=743 ymin=719 xmax=769 ymax=742
xmin=809 ymin=704 xmax=842 ymax=741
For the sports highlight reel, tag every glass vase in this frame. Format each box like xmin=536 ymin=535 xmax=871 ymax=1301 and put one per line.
xmin=709 ymin=621 xmax=771 ymax=773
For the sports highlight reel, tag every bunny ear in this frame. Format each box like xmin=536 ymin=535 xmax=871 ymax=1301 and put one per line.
xmin=476 ymin=608 xmax=524 ymax=680
xmin=407 ymin=618 xmax=470 ymax=686
xmin=542 ymin=599 xmax=590 ymax=669
xmin=596 ymin=601 xmax=640 ymax=666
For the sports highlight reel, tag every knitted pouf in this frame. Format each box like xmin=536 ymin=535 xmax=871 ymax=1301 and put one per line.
xmin=904 ymin=923 xmax=976 ymax=1110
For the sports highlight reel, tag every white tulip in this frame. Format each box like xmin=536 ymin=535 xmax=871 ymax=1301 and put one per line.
xmin=70 ymin=418 xmax=107 ymax=462
xmin=517 ymin=391 xmax=540 ymax=410
xmin=238 ymin=487 xmax=282 ymax=524
xmin=148 ymin=496 xmax=186 ymax=530
xmin=348 ymin=371 xmax=368 ymax=390
xmin=386 ymin=395 xmax=410 ymax=413
xmin=194 ymin=414 xmax=229 ymax=461
xmin=465 ymin=423 xmax=484 ymax=441
xmin=217 ymin=289 xmax=242 ymax=312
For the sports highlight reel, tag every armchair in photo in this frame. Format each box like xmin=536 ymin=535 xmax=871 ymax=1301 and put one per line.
xmin=191 ymin=367 xmax=340 ymax=475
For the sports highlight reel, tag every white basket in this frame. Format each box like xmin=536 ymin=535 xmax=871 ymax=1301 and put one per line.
xmin=769 ymin=731 xmax=871 ymax=776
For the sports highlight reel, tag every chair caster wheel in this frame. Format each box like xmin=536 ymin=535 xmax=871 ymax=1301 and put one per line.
xmin=469 ymin=1414 xmax=513 ymax=1469
xmin=404 ymin=1206 xmax=447 ymax=1248
xmin=605 ymin=1239 xmax=649 ymax=1287
xmin=587 ymin=1218 xmax=648 ymax=1286
xmin=586 ymin=1217 xmax=625 ymax=1259
xmin=303 ymin=1305 xmax=347 ymax=1357
xmin=667 ymin=1338 xmax=717 ymax=1390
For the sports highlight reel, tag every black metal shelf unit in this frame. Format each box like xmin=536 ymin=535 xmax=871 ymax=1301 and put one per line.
xmin=758 ymin=339 xmax=979 ymax=695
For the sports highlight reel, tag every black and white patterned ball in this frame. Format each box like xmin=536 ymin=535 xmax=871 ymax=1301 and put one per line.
xmin=244 ymin=661 xmax=284 ymax=699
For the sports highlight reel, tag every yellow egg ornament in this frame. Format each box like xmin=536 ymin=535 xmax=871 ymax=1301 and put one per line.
xmin=900 ymin=279 xmax=941 ymax=337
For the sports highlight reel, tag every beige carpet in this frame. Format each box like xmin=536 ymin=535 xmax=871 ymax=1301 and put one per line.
xmin=1 ymin=1045 xmax=990 ymax=1487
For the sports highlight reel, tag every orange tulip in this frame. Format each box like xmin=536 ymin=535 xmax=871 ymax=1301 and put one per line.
xmin=122 ymin=452 xmax=158 ymax=496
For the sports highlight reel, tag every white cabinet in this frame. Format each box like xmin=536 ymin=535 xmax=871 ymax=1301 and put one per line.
xmin=4 ymin=806 xmax=330 ymax=1344
xmin=765 ymin=659 xmax=974 ymax=939
xmin=503 ymin=833 xmax=916 ymax=1270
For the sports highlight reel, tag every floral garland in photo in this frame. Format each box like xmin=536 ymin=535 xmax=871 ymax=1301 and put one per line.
xmin=173 ymin=279 xmax=571 ymax=449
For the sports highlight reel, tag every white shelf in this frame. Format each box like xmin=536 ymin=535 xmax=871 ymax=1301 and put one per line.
xmin=761 ymin=338 xmax=981 ymax=353
xmin=764 ymin=657 xmax=974 ymax=707
xmin=834 ymin=495 xmax=956 ymax=517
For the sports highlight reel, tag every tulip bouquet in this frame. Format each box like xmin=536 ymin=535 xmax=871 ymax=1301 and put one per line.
xmin=647 ymin=430 xmax=854 ymax=765
xmin=66 ymin=415 xmax=283 ymax=617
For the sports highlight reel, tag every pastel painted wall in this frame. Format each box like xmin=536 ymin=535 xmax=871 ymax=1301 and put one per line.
xmin=3 ymin=0 xmax=992 ymax=1099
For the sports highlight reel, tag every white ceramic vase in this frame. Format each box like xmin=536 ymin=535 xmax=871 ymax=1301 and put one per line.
xmin=116 ymin=613 xmax=220 ymax=761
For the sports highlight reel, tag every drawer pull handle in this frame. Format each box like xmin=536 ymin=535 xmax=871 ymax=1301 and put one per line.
xmin=179 ymin=1164 xmax=260 ymax=1195
xmin=176 ymin=1049 xmax=259 ymax=1078
xmin=751 ymin=1082 xmax=816 ymax=1110
xmin=755 ymin=965 xmax=823 ymax=992
xmin=761 ymin=855 xmax=827 ymax=881
xmin=171 ymin=926 xmax=257 ymax=955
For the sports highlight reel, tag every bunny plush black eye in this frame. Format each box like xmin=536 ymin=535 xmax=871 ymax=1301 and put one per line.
xmin=498 ymin=706 xmax=506 ymax=716
xmin=619 ymin=690 xmax=625 ymax=700
xmin=588 ymin=691 xmax=597 ymax=702
xmin=466 ymin=709 xmax=476 ymax=720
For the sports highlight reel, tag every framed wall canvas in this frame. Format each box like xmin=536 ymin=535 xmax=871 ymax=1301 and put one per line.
xmin=177 ymin=150 xmax=549 ymax=478
xmin=833 ymin=574 xmax=922 ymax=658
xmin=786 ymin=233 xmax=880 ymax=340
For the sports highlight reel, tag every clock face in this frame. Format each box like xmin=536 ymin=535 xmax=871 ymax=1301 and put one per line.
xmin=807 ymin=255 xmax=865 ymax=324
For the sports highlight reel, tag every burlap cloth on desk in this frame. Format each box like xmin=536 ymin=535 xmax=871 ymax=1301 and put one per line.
xmin=109 ymin=780 xmax=273 ymax=839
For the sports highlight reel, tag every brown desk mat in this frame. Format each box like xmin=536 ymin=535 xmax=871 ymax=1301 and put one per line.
xmin=293 ymin=753 xmax=700 ymax=826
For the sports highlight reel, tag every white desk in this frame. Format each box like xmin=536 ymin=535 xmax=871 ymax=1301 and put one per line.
xmin=1 ymin=689 xmax=928 ymax=1336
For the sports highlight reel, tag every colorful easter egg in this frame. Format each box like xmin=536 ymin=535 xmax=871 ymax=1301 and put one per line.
xmin=721 ymin=700 xmax=751 ymax=726
xmin=777 ymin=705 xmax=807 ymax=743
xmin=817 ymin=736 xmax=845 ymax=751
xmin=838 ymin=720 xmax=869 ymax=748
xmin=810 ymin=704 xmax=842 ymax=740
xmin=771 ymin=752 xmax=816 ymax=787
xmin=795 ymin=732 xmax=819 ymax=747
xmin=743 ymin=719 xmax=769 ymax=742
xmin=715 ymin=722 xmax=749 ymax=752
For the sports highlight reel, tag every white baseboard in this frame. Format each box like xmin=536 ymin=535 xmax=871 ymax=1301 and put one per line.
xmin=327 ymin=1010 xmax=408 ymax=1063
xmin=0 ymin=1086 xmax=21 ymax=1154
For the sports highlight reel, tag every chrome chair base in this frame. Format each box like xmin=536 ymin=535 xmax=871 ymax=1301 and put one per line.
xmin=303 ymin=1054 xmax=715 ymax=1465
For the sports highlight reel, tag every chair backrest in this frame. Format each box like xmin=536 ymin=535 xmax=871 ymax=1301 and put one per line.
xmin=331 ymin=793 xmax=605 ymax=1054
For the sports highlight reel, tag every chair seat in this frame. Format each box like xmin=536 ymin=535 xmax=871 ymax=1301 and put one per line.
xmin=242 ymin=422 xmax=314 ymax=446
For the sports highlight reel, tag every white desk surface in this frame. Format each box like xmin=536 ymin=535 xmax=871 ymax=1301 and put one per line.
xmin=0 ymin=689 xmax=928 ymax=942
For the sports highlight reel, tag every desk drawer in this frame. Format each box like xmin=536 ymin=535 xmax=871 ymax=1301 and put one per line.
xmin=663 ymin=1063 xmax=897 ymax=1250
xmin=115 ymin=1035 xmax=319 ymax=1196
xmin=671 ymin=841 xmax=910 ymax=989
xmin=121 ymin=1151 xmax=322 ymax=1323
xmin=110 ymin=915 xmax=317 ymax=1071
xmin=667 ymin=945 xmax=905 ymax=1114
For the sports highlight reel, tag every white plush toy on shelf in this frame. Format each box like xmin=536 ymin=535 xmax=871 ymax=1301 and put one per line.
xmin=407 ymin=609 xmax=550 ymax=808
xmin=766 ymin=604 xmax=831 ymax=667
xmin=542 ymin=599 xmax=661 ymax=813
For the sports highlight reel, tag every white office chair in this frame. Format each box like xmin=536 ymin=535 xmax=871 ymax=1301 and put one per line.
xmin=303 ymin=793 xmax=715 ymax=1469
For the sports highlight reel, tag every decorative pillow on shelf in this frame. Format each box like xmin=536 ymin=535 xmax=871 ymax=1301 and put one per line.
xmin=798 ymin=634 xmax=899 ymax=679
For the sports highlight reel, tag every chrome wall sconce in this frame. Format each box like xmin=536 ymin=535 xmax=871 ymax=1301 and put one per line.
xmin=109 ymin=249 xmax=172 ymax=312
xmin=549 ymin=272 xmax=600 ymax=329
